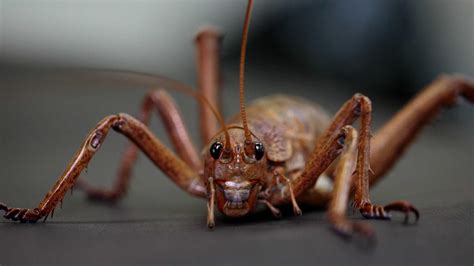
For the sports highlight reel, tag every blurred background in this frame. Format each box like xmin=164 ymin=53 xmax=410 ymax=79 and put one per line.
xmin=1 ymin=0 xmax=473 ymax=93
xmin=0 ymin=0 xmax=473 ymax=265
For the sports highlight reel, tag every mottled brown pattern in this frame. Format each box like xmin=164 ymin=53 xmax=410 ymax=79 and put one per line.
xmin=230 ymin=95 xmax=331 ymax=164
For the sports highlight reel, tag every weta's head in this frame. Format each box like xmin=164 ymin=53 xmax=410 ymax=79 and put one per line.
xmin=204 ymin=128 xmax=267 ymax=217
xmin=202 ymin=0 xmax=263 ymax=218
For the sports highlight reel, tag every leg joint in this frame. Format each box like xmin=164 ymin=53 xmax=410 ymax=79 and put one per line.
xmin=141 ymin=89 xmax=170 ymax=110
xmin=88 ymin=115 xmax=122 ymax=151
xmin=149 ymin=89 xmax=170 ymax=100
xmin=112 ymin=114 xmax=128 ymax=131
xmin=337 ymin=125 xmax=357 ymax=146
xmin=352 ymin=93 xmax=372 ymax=115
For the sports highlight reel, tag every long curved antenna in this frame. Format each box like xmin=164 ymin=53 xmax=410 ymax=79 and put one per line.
xmin=73 ymin=68 xmax=231 ymax=147
xmin=239 ymin=0 xmax=254 ymax=154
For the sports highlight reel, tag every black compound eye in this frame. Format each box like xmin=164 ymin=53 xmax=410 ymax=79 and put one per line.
xmin=210 ymin=142 xmax=224 ymax=160
xmin=254 ymin=142 xmax=265 ymax=160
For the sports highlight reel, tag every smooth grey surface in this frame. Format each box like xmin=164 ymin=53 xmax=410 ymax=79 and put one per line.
xmin=1 ymin=0 xmax=292 ymax=74
xmin=0 ymin=66 xmax=473 ymax=265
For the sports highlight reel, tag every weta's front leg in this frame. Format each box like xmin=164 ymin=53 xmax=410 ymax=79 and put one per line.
xmin=1 ymin=114 xmax=205 ymax=223
xmin=256 ymin=167 xmax=301 ymax=218
xmin=269 ymin=93 xmax=420 ymax=238
xmin=272 ymin=168 xmax=302 ymax=216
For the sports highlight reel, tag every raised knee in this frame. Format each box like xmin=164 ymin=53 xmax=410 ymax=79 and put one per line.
xmin=148 ymin=89 xmax=180 ymax=109
xmin=352 ymin=93 xmax=372 ymax=115
xmin=115 ymin=113 xmax=135 ymax=126
xmin=87 ymin=115 xmax=122 ymax=151
xmin=352 ymin=93 xmax=371 ymax=104
xmin=338 ymin=125 xmax=358 ymax=146
xmin=148 ymin=89 xmax=170 ymax=100
xmin=153 ymin=89 xmax=168 ymax=97
xmin=194 ymin=25 xmax=223 ymax=43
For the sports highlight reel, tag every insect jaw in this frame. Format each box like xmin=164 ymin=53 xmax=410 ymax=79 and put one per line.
xmin=214 ymin=178 xmax=261 ymax=217
xmin=213 ymin=178 xmax=262 ymax=189
xmin=223 ymin=200 xmax=249 ymax=210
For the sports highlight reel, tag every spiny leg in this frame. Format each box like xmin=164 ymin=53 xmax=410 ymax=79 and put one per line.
xmin=269 ymin=93 xmax=417 ymax=230
xmin=1 ymin=113 xmax=205 ymax=223
xmin=276 ymin=93 xmax=372 ymax=201
xmin=317 ymin=93 xmax=418 ymax=220
xmin=369 ymin=75 xmax=474 ymax=185
xmin=351 ymin=75 xmax=473 ymax=221
xmin=78 ymin=90 xmax=201 ymax=202
xmin=195 ymin=27 xmax=223 ymax=145
xmin=274 ymin=125 xmax=373 ymax=237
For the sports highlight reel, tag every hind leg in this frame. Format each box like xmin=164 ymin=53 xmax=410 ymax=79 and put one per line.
xmin=369 ymin=75 xmax=474 ymax=185
xmin=195 ymin=27 xmax=223 ymax=145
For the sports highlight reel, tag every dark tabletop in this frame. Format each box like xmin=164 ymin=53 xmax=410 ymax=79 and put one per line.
xmin=0 ymin=66 xmax=473 ymax=265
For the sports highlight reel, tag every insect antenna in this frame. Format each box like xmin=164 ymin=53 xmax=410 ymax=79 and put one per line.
xmin=239 ymin=0 xmax=255 ymax=155
xmin=161 ymin=78 xmax=231 ymax=149
xmin=76 ymin=69 xmax=231 ymax=148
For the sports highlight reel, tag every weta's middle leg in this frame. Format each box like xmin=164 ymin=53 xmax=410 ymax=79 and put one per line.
xmin=78 ymin=89 xmax=201 ymax=202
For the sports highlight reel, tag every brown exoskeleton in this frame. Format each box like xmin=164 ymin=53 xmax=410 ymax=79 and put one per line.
xmin=1 ymin=0 xmax=473 ymax=239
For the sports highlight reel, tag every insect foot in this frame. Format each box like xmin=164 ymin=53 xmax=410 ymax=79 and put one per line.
xmin=327 ymin=212 xmax=375 ymax=240
xmin=1 ymin=203 xmax=42 ymax=223
xmin=293 ymin=205 xmax=303 ymax=217
xmin=359 ymin=201 xmax=419 ymax=223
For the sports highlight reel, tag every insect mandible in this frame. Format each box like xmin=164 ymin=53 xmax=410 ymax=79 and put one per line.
xmin=1 ymin=0 xmax=474 ymax=239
